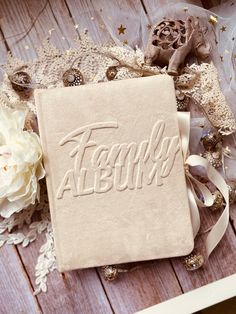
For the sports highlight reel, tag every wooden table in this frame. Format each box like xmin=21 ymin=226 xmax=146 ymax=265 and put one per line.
xmin=0 ymin=1 xmax=235 ymax=313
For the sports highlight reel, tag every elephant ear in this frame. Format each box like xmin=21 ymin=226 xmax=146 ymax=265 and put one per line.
xmin=196 ymin=41 xmax=212 ymax=60
xmin=204 ymin=41 xmax=212 ymax=54
xmin=144 ymin=45 xmax=161 ymax=65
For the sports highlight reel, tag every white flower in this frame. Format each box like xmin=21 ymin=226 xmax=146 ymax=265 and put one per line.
xmin=0 ymin=106 xmax=45 ymax=218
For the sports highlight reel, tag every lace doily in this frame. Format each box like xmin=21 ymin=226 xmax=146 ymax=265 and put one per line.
xmin=176 ymin=62 xmax=236 ymax=135
xmin=1 ymin=33 xmax=160 ymax=115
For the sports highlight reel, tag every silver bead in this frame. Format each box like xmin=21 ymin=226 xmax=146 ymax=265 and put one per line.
xmin=67 ymin=74 xmax=76 ymax=83
xmin=201 ymin=131 xmax=222 ymax=151
xmin=62 ymin=68 xmax=84 ymax=86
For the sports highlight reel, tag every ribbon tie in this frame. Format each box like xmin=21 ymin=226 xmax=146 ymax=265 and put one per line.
xmin=178 ymin=112 xmax=229 ymax=258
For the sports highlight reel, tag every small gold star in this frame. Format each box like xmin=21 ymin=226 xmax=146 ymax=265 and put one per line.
xmin=220 ymin=55 xmax=224 ymax=62
xmin=220 ymin=25 xmax=227 ymax=32
xmin=123 ymin=39 xmax=128 ymax=45
xmin=209 ymin=15 xmax=218 ymax=25
xmin=118 ymin=24 xmax=126 ymax=35
xmin=183 ymin=6 xmax=188 ymax=12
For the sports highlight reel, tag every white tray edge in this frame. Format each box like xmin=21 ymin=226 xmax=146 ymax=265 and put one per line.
xmin=135 ymin=273 xmax=236 ymax=314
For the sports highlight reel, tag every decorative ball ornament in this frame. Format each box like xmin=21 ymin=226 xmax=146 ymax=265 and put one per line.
xmin=201 ymin=150 xmax=222 ymax=168
xmin=102 ymin=265 xmax=119 ymax=281
xmin=201 ymin=131 xmax=222 ymax=151
xmin=106 ymin=66 xmax=118 ymax=81
xmin=183 ymin=252 xmax=204 ymax=271
xmin=62 ymin=68 xmax=84 ymax=87
xmin=9 ymin=71 xmax=32 ymax=97
xmin=228 ymin=182 xmax=236 ymax=205
xmin=210 ymin=190 xmax=224 ymax=211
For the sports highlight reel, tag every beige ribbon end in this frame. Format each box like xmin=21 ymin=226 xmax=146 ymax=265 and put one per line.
xmin=178 ymin=112 xmax=230 ymax=259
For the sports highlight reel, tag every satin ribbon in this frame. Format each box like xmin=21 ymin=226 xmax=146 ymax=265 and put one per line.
xmin=178 ymin=112 xmax=229 ymax=258
xmin=222 ymin=146 xmax=236 ymax=177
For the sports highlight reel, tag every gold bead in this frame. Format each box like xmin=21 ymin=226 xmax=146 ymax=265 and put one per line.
xmin=202 ymin=150 xmax=222 ymax=168
xmin=201 ymin=131 xmax=222 ymax=151
xmin=210 ymin=190 xmax=224 ymax=211
xmin=106 ymin=66 xmax=118 ymax=81
xmin=183 ymin=252 xmax=204 ymax=271
xmin=62 ymin=68 xmax=84 ymax=87
xmin=102 ymin=265 xmax=119 ymax=281
xmin=9 ymin=71 xmax=32 ymax=98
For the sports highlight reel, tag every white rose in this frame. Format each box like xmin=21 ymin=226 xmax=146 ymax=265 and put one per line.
xmin=0 ymin=106 xmax=45 ymax=218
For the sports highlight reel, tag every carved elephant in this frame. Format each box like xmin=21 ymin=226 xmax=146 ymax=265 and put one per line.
xmin=144 ymin=16 xmax=211 ymax=75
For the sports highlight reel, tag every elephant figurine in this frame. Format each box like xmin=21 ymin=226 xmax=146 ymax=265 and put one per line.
xmin=144 ymin=17 xmax=211 ymax=75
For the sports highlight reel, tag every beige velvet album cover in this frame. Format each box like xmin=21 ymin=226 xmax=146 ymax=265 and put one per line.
xmin=35 ymin=75 xmax=194 ymax=272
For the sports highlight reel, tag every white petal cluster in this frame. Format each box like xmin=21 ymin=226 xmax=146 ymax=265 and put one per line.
xmin=0 ymin=107 xmax=45 ymax=218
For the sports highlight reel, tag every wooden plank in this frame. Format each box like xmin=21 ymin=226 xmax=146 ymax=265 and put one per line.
xmin=229 ymin=203 xmax=236 ymax=233
xmin=171 ymin=210 xmax=236 ymax=292
xmin=0 ymin=245 xmax=41 ymax=313
xmin=65 ymin=0 xmax=113 ymax=43
xmin=0 ymin=32 xmax=8 ymax=82
xmin=17 ymin=231 xmax=113 ymax=314
xmin=0 ymin=0 xmax=79 ymax=60
xmin=0 ymin=1 xmax=112 ymax=313
xmin=98 ymin=260 xmax=183 ymax=314
xmin=0 ymin=27 xmax=41 ymax=314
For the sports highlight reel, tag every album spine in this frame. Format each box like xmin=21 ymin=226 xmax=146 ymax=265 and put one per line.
xmin=35 ymin=90 xmax=63 ymax=271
